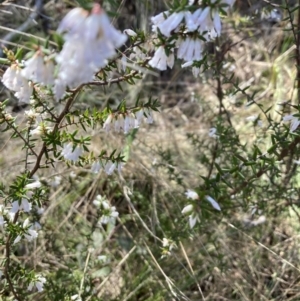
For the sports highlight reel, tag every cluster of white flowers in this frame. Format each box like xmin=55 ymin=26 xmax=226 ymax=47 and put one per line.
xmin=91 ymin=160 xmax=124 ymax=175
xmin=1 ymin=51 xmax=55 ymax=103
xmin=1 ymin=63 xmax=33 ymax=103
xmin=149 ymin=0 xmax=235 ymax=74
xmin=93 ymin=195 xmax=119 ymax=225
xmin=103 ymin=108 xmax=154 ymax=134
xmin=13 ymin=218 xmax=40 ymax=244
xmin=54 ymin=3 xmax=127 ymax=100
xmin=11 ymin=198 xmax=32 ymax=215
xmin=24 ymin=108 xmax=54 ymax=137
xmin=2 ymin=4 xmax=127 ymax=102
xmin=61 ymin=143 xmax=84 ymax=162
xmin=182 ymin=190 xmax=221 ymax=228
xmin=9 ymin=181 xmax=41 ymax=220
xmin=24 ymin=108 xmax=43 ymax=122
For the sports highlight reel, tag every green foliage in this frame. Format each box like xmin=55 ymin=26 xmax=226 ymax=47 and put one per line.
xmin=1 ymin=0 xmax=300 ymax=301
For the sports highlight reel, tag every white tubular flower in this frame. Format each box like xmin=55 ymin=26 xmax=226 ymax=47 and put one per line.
xmin=145 ymin=110 xmax=154 ymax=124
xmin=57 ymin=7 xmax=88 ymax=38
xmin=25 ymin=181 xmax=41 ymax=189
xmin=185 ymin=189 xmax=199 ymax=200
xmin=13 ymin=235 xmax=21 ymax=245
xmin=151 ymin=11 xmax=169 ymax=32
xmin=135 ymin=109 xmax=145 ymax=126
xmin=109 ymin=113 xmax=137 ymax=133
xmin=205 ymin=195 xmax=221 ymax=211
xmin=149 ymin=46 xmax=174 ymax=71
xmin=114 ymin=114 xmax=124 ymax=132
xmin=2 ymin=64 xmax=22 ymax=91
xmin=14 ymin=79 xmax=33 ymax=104
xmin=14 ymin=219 xmax=39 ymax=244
xmin=189 ymin=213 xmax=199 ymax=229
xmin=124 ymin=114 xmax=136 ymax=133
xmin=85 ymin=4 xmax=127 ymax=48
xmin=135 ymin=109 xmax=153 ymax=127
xmin=196 ymin=6 xmax=222 ymax=40
xmin=28 ymin=274 xmax=46 ymax=292
xmin=283 ymin=114 xmax=300 ymax=132
xmin=157 ymin=12 xmax=185 ymax=37
xmin=24 ymin=228 xmax=38 ymax=242
xmin=181 ymin=204 xmax=194 ymax=215
xmin=91 ymin=161 xmax=102 ymax=174
xmin=177 ymin=37 xmax=203 ymax=62
xmin=11 ymin=199 xmax=32 ymax=214
xmin=103 ymin=114 xmax=113 ymax=132
xmin=22 ymin=51 xmax=45 ymax=83
xmin=208 ymin=127 xmax=218 ymax=138
xmin=2 ymin=64 xmax=33 ymax=103
xmin=124 ymin=29 xmax=137 ymax=36
xmin=61 ymin=143 xmax=83 ymax=162
xmin=185 ymin=9 xmax=203 ymax=32
xmin=104 ymin=161 xmax=116 ymax=175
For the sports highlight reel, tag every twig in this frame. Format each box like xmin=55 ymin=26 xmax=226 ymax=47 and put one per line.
xmin=0 ymin=114 xmax=38 ymax=157
xmin=29 ymin=91 xmax=80 ymax=178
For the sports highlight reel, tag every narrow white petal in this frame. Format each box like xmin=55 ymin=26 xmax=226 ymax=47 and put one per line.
xmin=205 ymin=195 xmax=221 ymax=211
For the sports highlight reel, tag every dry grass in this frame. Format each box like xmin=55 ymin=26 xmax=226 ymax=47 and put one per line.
xmin=1 ymin=1 xmax=300 ymax=300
